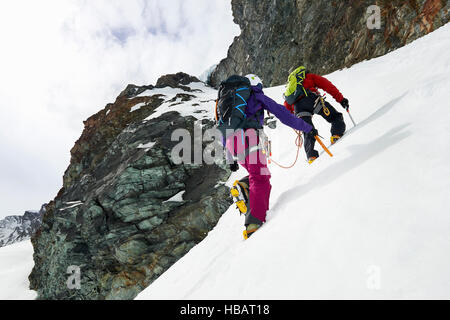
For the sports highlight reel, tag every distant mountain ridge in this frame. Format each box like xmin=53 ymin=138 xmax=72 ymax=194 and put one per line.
xmin=0 ymin=205 xmax=45 ymax=247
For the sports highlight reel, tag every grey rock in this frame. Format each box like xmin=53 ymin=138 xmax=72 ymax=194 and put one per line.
xmin=29 ymin=73 xmax=232 ymax=300
xmin=210 ymin=0 xmax=450 ymax=87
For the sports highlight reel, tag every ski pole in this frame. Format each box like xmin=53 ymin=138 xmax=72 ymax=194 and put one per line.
xmin=314 ymin=135 xmax=333 ymax=157
xmin=347 ymin=109 xmax=357 ymax=127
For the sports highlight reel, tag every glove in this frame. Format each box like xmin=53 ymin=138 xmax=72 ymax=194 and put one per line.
xmin=230 ymin=161 xmax=239 ymax=172
xmin=340 ymin=98 xmax=349 ymax=111
xmin=308 ymin=128 xmax=318 ymax=137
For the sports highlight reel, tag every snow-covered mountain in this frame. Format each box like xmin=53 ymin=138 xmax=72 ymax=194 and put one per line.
xmin=137 ymin=23 xmax=450 ymax=299
xmin=0 ymin=205 xmax=45 ymax=248
xmin=1 ymin=21 xmax=449 ymax=301
xmin=28 ymin=74 xmax=233 ymax=300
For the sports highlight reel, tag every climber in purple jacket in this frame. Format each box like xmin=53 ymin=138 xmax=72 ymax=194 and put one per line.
xmin=222 ymin=74 xmax=313 ymax=238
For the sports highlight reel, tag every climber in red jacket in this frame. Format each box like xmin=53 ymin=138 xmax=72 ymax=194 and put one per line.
xmin=283 ymin=66 xmax=350 ymax=163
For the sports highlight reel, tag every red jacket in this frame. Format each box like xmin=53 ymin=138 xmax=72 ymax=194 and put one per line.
xmin=284 ymin=73 xmax=344 ymax=113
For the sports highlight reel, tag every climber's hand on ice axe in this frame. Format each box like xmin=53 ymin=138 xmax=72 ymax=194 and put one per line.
xmin=308 ymin=128 xmax=319 ymax=138
xmin=340 ymin=98 xmax=349 ymax=111
xmin=340 ymin=98 xmax=357 ymax=127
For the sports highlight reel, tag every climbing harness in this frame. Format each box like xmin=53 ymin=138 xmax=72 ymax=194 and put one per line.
xmin=296 ymin=93 xmax=329 ymax=118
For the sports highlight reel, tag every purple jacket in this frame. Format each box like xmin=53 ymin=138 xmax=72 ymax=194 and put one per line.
xmin=246 ymin=86 xmax=313 ymax=133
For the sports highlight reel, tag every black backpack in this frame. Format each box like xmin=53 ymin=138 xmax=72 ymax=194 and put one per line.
xmin=215 ymin=75 xmax=261 ymax=138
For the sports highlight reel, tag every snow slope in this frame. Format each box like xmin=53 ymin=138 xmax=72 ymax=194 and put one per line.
xmin=137 ymin=23 xmax=450 ymax=300
xmin=0 ymin=241 xmax=37 ymax=299
xmin=1 ymin=23 xmax=448 ymax=301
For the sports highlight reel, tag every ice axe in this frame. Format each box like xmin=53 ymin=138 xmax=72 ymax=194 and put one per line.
xmin=314 ymin=135 xmax=333 ymax=158
xmin=346 ymin=108 xmax=357 ymax=127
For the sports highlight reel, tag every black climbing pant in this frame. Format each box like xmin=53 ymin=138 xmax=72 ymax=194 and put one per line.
xmin=294 ymin=93 xmax=346 ymax=159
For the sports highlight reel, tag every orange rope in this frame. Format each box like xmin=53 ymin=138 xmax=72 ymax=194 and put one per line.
xmin=269 ymin=130 xmax=303 ymax=169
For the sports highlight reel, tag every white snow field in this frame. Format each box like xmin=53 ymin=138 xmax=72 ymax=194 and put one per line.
xmin=137 ymin=23 xmax=450 ymax=300
xmin=1 ymin=23 xmax=449 ymax=301
xmin=0 ymin=241 xmax=37 ymax=299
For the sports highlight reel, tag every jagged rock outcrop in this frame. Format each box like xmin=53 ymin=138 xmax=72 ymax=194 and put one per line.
xmin=210 ymin=0 xmax=449 ymax=87
xmin=0 ymin=205 xmax=45 ymax=247
xmin=29 ymin=73 xmax=232 ymax=300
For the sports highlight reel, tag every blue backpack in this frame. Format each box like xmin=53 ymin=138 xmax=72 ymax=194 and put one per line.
xmin=215 ymin=75 xmax=259 ymax=138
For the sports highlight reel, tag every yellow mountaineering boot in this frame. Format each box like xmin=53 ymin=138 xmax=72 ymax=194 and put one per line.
xmin=243 ymin=224 xmax=261 ymax=240
xmin=308 ymin=156 xmax=317 ymax=164
xmin=330 ymin=135 xmax=341 ymax=145
xmin=230 ymin=180 xmax=249 ymax=215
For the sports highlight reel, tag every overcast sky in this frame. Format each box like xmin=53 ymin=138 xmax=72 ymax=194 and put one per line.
xmin=0 ymin=0 xmax=240 ymax=218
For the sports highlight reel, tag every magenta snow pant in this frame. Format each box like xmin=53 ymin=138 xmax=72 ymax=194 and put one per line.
xmin=226 ymin=129 xmax=272 ymax=225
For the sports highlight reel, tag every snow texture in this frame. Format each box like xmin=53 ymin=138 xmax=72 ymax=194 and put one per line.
xmin=143 ymin=82 xmax=217 ymax=121
xmin=137 ymin=24 xmax=450 ymax=300
xmin=0 ymin=241 xmax=37 ymax=299
xmin=1 ymin=23 xmax=450 ymax=301
xmin=130 ymin=102 xmax=146 ymax=112
xmin=163 ymin=191 xmax=186 ymax=203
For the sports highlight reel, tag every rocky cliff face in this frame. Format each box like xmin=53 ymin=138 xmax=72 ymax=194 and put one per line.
xmin=0 ymin=205 xmax=45 ymax=247
xmin=210 ymin=0 xmax=449 ymax=87
xmin=29 ymin=73 xmax=232 ymax=300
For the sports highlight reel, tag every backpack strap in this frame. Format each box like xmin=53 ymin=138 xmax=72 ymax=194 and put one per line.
xmin=234 ymin=87 xmax=250 ymax=117
xmin=297 ymin=111 xmax=313 ymax=118
xmin=214 ymin=100 xmax=219 ymax=122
